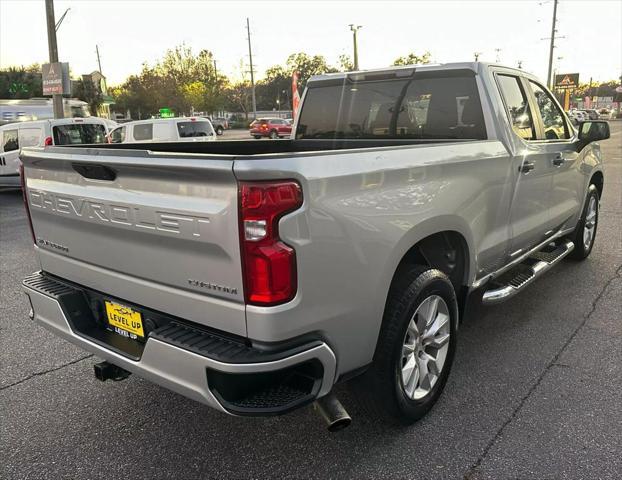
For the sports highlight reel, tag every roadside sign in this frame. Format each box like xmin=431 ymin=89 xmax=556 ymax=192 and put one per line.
xmin=42 ymin=62 xmax=70 ymax=95
xmin=554 ymin=73 xmax=579 ymax=90
xmin=159 ymin=108 xmax=174 ymax=118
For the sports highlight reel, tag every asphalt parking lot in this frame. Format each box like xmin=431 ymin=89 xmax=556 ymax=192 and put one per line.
xmin=1 ymin=123 xmax=621 ymax=480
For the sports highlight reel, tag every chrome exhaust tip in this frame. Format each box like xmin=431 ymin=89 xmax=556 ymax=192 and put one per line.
xmin=313 ymin=392 xmax=351 ymax=432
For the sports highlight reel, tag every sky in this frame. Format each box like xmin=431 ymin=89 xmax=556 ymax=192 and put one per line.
xmin=1 ymin=0 xmax=621 ymax=86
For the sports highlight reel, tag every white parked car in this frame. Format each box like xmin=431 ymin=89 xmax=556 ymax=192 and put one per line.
xmin=108 ymin=117 xmax=217 ymax=144
xmin=0 ymin=117 xmax=114 ymax=187
xmin=568 ymin=109 xmax=588 ymax=124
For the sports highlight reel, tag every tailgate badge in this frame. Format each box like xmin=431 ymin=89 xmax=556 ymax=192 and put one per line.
xmin=188 ymin=279 xmax=238 ymax=295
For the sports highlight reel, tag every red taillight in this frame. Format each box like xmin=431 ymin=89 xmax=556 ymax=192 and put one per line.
xmin=239 ymin=181 xmax=303 ymax=306
xmin=44 ymin=136 xmax=53 ymax=146
xmin=19 ymin=163 xmax=36 ymax=244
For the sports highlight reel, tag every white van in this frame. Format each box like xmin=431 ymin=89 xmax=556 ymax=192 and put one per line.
xmin=0 ymin=117 xmax=115 ymax=187
xmin=108 ymin=117 xmax=217 ymax=144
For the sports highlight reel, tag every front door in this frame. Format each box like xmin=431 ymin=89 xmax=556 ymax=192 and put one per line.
xmin=496 ymin=74 xmax=555 ymax=258
xmin=526 ymin=80 xmax=582 ymax=233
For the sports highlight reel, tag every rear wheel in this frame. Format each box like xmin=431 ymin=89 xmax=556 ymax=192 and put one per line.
xmin=354 ymin=266 xmax=458 ymax=425
xmin=253 ymin=135 xmax=262 ymax=140
xmin=568 ymin=184 xmax=599 ymax=260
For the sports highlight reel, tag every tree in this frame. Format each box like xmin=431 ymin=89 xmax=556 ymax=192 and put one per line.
xmin=392 ymin=52 xmax=432 ymax=66
xmin=110 ymin=44 xmax=225 ymax=119
xmin=337 ymin=54 xmax=354 ymax=72
xmin=225 ymin=81 xmax=252 ymax=120
xmin=285 ymin=52 xmax=337 ymax=88
xmin=74 ymin=79 xmax=103 ymax=116
xmin=0 ymin=64 xmax=43 ymax=98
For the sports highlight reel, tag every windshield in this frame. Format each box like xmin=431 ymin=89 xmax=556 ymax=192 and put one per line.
xmin=296 ymin=73 xmax=486 ymax=140
xmin=68 ymin=105 xmax=90 ymax=118
xmin=53 ymin=124 xmax=107 ymax=145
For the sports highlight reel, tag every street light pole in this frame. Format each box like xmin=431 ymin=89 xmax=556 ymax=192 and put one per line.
xmin=45 ymin=0 xmax=64 ymax=119
xmin=349 ymin=24 xmax=362 ymax=70
xmin=546 ymin=0 xmax=559 ymax=89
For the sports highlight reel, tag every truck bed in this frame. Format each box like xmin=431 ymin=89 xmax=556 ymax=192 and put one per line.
xmin=80 ymin=138 xmax=475 ymax=157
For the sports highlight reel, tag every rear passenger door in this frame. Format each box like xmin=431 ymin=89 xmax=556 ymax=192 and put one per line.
xmin=495 ymin=74 xmax=556 ymax=256
xmin=525 ymin=80 xmax=581 ymax=233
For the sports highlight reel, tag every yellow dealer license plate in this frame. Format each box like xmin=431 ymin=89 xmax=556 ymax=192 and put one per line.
xmin=105 ymin=301 xmax=144 ymax=339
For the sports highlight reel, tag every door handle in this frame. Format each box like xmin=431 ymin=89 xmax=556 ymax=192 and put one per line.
xmin=518 ymin=161 xmax=535 ymax=174
xmin=553 ymin=154 xmax=566 ymax=166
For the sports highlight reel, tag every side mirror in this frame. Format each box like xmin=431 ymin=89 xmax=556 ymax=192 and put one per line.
xmin=578 ymin=120 xmax=610 ymax=147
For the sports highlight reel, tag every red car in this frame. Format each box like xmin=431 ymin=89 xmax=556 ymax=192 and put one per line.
xmin=250 ymin=118 xmax=292 ymax=139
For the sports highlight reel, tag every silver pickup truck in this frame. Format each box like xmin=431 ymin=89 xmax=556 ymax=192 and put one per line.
xmin=21 ymin=62 xmax=610 ymax=430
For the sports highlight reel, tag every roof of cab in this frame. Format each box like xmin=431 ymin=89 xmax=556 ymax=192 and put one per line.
xmin=307 ymin=61 xmax=537 ymax=85
xmin=0 ymin=117 xmax=111 ymax=130
xmin=122 ymin=117 xmax=213 ymax=126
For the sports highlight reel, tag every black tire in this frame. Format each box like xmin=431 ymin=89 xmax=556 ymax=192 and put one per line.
xmin=568 ymin=184 xmax=599 ymax=260
xmin=216 ymin=126 xmax=224 ymax=136
xmin=253 ymin=135 xmax=262 ymax=140
xmin=354 ymin=266 xmax=458 ymax=425
xmin=269 ymin=130 xmax=279 ymax=139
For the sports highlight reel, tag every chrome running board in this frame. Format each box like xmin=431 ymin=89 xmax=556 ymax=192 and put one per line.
xmin=482 ymin=240 xmax=574 ymax=305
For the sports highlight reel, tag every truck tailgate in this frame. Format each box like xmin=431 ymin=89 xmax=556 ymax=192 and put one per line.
xmin=21 ymin=147 xmax=246 ymax=336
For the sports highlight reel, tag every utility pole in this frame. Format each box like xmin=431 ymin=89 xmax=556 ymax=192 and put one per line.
xmin=494 ymin=48 xmax=502 ymax=63
xmin=349 ymin=24 xmax=362 ymax=70
xmin=474 ymin=52 xmax=482 ymax=62
xmin=95 ymin=44 xmax=107 ymax=94
xmin=546 ymin=0 xmax=559 ymax=89
xmin=45 ymin=0 xmax=63 ymax=119
xmin=246 ymin=18 xmax=257 ymax=119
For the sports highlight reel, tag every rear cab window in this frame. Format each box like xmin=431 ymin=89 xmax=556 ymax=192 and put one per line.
xmin=53 ymin=123 xmax=107 ymax=145
xmin=177 ymin=121 xmax=214 ymax=138
xmin=296 ymin=70 xmax=487 ymax=140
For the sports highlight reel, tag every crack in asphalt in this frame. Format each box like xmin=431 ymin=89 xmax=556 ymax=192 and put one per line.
xmin=463 ymin=263 xmax=622 ymax=480
xmin=0 ymin=354 xmax=94 ymax=392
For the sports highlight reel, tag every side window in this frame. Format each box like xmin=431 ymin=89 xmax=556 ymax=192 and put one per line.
xmin=529 ymin=81 xmax=570 ymax=140
xmin=19 ymin=128 xmax=43 ymax=147
xmin=110 ymin=126 xmax=126 ymax=143
xmin=496 ymin=75 xmax=535 ymax=141
xmin=2 ymin=129 xmax=19 ymax=152
xmin=133 ymin=123 xmax=153 ymax=141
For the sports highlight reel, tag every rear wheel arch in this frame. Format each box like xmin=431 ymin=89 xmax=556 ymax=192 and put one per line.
xmin=391 ymin=231 xmax=471 ymax=293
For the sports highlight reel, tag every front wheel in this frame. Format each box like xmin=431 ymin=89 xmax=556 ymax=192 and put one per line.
xmin=568 ymin=184 xmax=599 ymax=260
xmin=354 ymin=266 xmax=458 ymax=425
xmin=269 ymin=130 xmax=279 ymax=139
xmin=216 ymin=126 xmax=224 ymax=136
